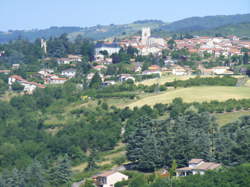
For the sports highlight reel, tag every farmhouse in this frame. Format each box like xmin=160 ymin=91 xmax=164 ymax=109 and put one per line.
xmin=176 ymin=159 xmax=221 ymax=176
xmin=8 ymin=75 xmax=45 ymax=94
xmin=93 ymin=171 xmax=128 ymax=187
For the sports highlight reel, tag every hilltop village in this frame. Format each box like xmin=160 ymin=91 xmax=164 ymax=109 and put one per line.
xmin=1 ymin=27 xmax=250 ymax=94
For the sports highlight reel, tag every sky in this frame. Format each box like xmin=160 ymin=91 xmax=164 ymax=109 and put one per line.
xmin=1 ymin=0 xmax=250 ymax=31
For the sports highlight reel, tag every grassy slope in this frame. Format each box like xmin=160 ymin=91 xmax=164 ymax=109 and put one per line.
xmin=138 ymin=75 xmax=245 ymax=86
xmin=72 ymin=143 xmax=126 ymax=173
xmin=137 ymin=75 xmax=195 ymax=86
xmin=69 ymin=21 xmax=164 ymax=40
xmin=126 ymin=86 xmax=250 ymax=108
xmin=215 ymin=110 xmax=250 ymax=126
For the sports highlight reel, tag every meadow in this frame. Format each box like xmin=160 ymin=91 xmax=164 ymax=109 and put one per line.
xmin=126 ymin=86 xmax=250 ymax=108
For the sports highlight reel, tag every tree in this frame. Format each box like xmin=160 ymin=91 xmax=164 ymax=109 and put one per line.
xmin=99 ymin=50 xmax=109 ymax=58
xmin=82 ymin=180 xmax=95 ymax=187
xmin=169 ymin=160 xmax=177 ymax=178
xmin=167 ymin=39 xmax=176 ymax=50
xmin=24 ymin=161 xmax=47 ymax=187
xmin=48 ymin=155 xmax=72 ymax=186
xmin=89 ymin=72 xmax=102 ymax=89
xmin=85 ymin=151 xmax=98 ymax=171
xmin=128 ymin=175 xmax=148 ymax=187
xmin=243 ymin=52 xmax=249 ymax=64
xmin=11 ymin=82 xmax=24 ymax=92
xmin=111 ymin=53 xmax=121 ymax=64
xmin=127 ymin=117 xmax=165 ymax=171
xmin=127 ymin=46 xmax=138 ymax=57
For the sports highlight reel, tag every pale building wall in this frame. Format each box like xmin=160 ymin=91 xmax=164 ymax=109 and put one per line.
xmin=104 ymin=172 xmax=128 ymax=187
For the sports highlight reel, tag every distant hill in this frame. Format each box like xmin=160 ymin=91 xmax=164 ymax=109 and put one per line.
xmin=1 ymin=14 xmax=250 ymax=43
xmin=159 ymin=14 xmax=250 ymax=32
xmin=190 ymin=22 xmax=250 ymax=38
xmin=67 ymin=20 xmax=165 ymax=41
xmin=0 ymin=27 xmax=82 ymax=43
xmin=153 ymin=22 xmax=250 ymax=38
xmin=0 ymin=20 xmax=165 ymax=43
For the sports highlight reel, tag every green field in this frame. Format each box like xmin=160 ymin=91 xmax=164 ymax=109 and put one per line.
xmin=215 ymin=110 xmax=250 ymax=126
xmin=137 ymin=75 xmax=245 ymax=86
xmin=126 ymin=86 xmax=250 ymax=108
xmin=137 ymin=74 xmax=195 ymax=86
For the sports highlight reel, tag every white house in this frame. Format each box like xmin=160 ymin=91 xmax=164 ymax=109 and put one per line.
xmin=142 ymin=70 xmax=162 ymax=77
xmin=8 ymin=75 xmax=45 ymax=94
xmin=172 ymin=66 xmax=188 ymax=76
xmin=45 ymin=77 xmax=68 ymax=84
xmin=61 ymin=68 xmax=77 ymax=78
xmin=57 ymin=58 xmax=71 ymax=65
xmin=212 ymin=66 xmax=231 ymax=75
xmin=67 ymin=54 xmax=82 ymax=62
xmin=95 ymin=43 xmax=121 ymax=56
xmin=38 ymin=69 xmax=54 ymax=78
xmin=12 ymin=64 xmax=20 ymax=69
xmin=94 ymin=171 xmax=128 ymax=187
xmin=176 ymin=159 xmax=221 ymax=177
xmin=119 ymin=74 xmax=136 ymax=82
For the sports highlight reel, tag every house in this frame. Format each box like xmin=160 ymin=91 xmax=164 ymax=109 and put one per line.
xmin=133 ymin=64 xmax=142 ymax=73
xmin=212 ymin=66 xmax=232 ymax=75
xmin=119 ymin=74 xmax=136 ymax=82
xmin=93 ymin=171 xmax=128 ymax=187
xmin=95 ymin=43 xmax=121 ymax=56
xmin=148 ymin=65 xmax=161 ymax=71
xmin=8 ymin=75 xmax=45 ymax=94
xmin=87 ymin=72 xmax=104 ymax=82
xmin=103 ymin=80 xmax=116 ymax=87
xmin=171 ymin=66 xmax=188 ymax=76
xmin=45 ymin=76 xmax=68 ymax=84
xmin=176 ymin=159 xmax=221 ymax=176
xmin=57 ymin=58 xmax=71 ymax=65
xmin=142 ymin=70 xmax=162 ymax=77
xmin=38 ymin=69 xmax=54 ymax=78
xmin=0 ymin=70 xmax=11 ymax=75
xmin=93 ymin=65 xmax=107 ymax=71
xmin=61 ymin=68 xmax=77 ymax=78
xmin=67 ymin=54 xmax=82 ymax=62
xmin=0 ymin=50 xmax=5 ymax=57
xmin=12 ymin=64 xmax=20 ymax=69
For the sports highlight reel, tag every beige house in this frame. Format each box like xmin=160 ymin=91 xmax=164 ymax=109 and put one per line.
xmin=172 ymin=65 xmax=189 ymax=76
xmin=176 ymin=159 xmax=221 ymax=176
xmin=94 ymin=171 xmax=128 ymax=187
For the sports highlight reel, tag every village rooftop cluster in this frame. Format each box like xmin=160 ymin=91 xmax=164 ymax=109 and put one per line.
xmin=1 ymin=27 xmax=250 ymax=94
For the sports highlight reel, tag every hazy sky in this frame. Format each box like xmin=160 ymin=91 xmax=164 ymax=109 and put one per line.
xmin=1 ymin=0 xmax=249 ymax=31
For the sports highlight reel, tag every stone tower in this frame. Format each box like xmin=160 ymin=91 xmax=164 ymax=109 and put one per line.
xmin=41 ymin=38 xmax=47 ymax=54
xmin=141 ymin=27 xmax=151 ymax=46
